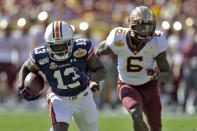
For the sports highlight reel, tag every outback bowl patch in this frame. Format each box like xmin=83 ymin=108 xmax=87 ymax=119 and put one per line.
xmin=114 ymin=41 xmax=125 ymax=47
xmin=49 ymin=62 xmax=58 ymax=69
xmin=73 ymin=49 xmax=87 ymax=57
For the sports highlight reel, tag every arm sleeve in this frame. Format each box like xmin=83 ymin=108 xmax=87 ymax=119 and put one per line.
xmin=86 ymin=39 xmax=94 ymax=59
xmin=155 ymin=32 xmax=168 ymax=57
xmin=105 ymin=28 xmax=119 ymax=55
xmin=29 ymin=49 xmax=39 ymax=68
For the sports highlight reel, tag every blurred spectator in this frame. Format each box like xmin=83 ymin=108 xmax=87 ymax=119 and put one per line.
xmin=166 ymin=29 xmax=184 ymax=107
xmin=182 ymin=33 xmax=197 ymax=114
xmin=29 ymin=20 xmax=49 ymax=50
xmin=13 ymin=26 xmax=30 ymax=67
xmin=0 ymin=25 xmax=18 ymax=99
xmin=50 ymin=0 xmax=77 ymax=20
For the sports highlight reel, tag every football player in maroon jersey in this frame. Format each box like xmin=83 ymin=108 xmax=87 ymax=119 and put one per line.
xmin=96 ymin=6 xmax=171 ymax=131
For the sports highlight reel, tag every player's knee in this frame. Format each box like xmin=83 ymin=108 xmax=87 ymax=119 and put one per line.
xmin=129 ymin=105 xmax=143 ymax=123
xmin=53 ymin=122 xmax=69 ymax=131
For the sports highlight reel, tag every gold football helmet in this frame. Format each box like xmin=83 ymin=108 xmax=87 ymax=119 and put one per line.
xmin=128 ymin=6 xmax=156 ymax=43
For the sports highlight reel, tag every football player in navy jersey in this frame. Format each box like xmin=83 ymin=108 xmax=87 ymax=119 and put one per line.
xmin=17 ymin=21 xmax=106 ymax=131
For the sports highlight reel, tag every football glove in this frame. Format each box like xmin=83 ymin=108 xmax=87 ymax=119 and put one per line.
xmin=147 ymin=69 xmax=158 ymax=80
xmin=89 ymin=82 xmax=99 ymax=94
xmin=18 ymin=86 xmax=40 ymax=101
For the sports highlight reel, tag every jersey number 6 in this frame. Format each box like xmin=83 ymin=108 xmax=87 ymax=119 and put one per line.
xmin=127 ymin=56 xmax=143 ymax=72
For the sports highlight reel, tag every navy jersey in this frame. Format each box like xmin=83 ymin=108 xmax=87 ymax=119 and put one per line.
xmin=30 ymin=38 xmax=94 ymax=96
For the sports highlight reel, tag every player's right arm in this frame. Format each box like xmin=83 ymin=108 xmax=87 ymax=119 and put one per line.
xmin=17 ymin=58 xmax=41 ymax=101
xmin=18 ymin=46 xmax=45 ymax=89
xmin=96 ymin=40 xmax=113 ymax=57
xmin=95 ymin=40 xmax=114 ymax=57
xmin=18 ymin=58 xmax=40 ymax=89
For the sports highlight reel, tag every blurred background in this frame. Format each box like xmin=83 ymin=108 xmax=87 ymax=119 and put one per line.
xmin=0 ymin=0 xmax=197 ymax=122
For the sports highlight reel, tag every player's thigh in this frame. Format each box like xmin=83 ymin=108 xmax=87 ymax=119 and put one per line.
xmin=117 ymin=84 xmax=143 ymax=110
xmin=48 ymin=92 xmax=73 ymax=124
xmin=73 ymin=89 xmax=98 ymax=131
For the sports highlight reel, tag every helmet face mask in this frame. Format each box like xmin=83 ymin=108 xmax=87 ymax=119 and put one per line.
xmin=44 ymin=21 xmax=74 ymax=61
xmin=128 ymin=6 xmax=156 ymax=44
xmin=46 ymin=39 xmax=73 ymax=61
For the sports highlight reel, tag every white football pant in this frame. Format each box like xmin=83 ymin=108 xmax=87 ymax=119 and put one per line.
xmin=47 ymin=88 xmax=98 ymax=131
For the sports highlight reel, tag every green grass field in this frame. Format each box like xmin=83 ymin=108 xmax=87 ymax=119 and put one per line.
xmin=0 ymin=111 xmax=197 ymax=131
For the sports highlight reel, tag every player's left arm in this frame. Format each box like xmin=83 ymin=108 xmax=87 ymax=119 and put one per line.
xmin=155 ymin=51 xmax=171 ymax=82
xmin=87 ymin=52 xmax=107 ymax=82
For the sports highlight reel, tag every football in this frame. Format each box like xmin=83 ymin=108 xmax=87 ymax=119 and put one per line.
xmin=24 ymin=72 xmax=44 ymax=96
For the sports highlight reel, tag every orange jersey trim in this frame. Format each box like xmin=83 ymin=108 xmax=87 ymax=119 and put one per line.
xmin=47 ymin=89 xmax=52 ymax=104
xmin=47 ymin=89 xmax=56 ymax=124
xmin=55 ymin=21 xmax=60 ymax=38
xmin=88 ymin=48 xmax=94 ymax=59
xmin=50 ymin=103 xmax=57 ymax=125
xmin=30 ymin=58 xmax=38 ymax=68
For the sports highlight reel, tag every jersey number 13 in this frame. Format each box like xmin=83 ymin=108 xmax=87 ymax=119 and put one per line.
xmin=54 ymin=67 xmax=80 ymax=89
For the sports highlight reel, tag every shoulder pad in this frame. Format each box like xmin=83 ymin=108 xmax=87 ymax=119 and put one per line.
xmin=30 ymin=46 xmax=49 ymax=66
xmin=74 ymin=38 xmax=90 ymax=46
xmin=107 ymin=27 xmax=129 ymax=44
xmin=73 ymin=38 xmax=93 ymax=58
xmin=114 ymin=27 xmax=129 ymax=35
xmin=153 ymin=30 xmax=168 ymax=54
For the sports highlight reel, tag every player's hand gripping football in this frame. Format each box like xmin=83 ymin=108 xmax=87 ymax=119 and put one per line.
xmin=18 ymin=86 xmax=40 ymax=101
xmin=89 ymin=82 xmax=99 ymax=94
